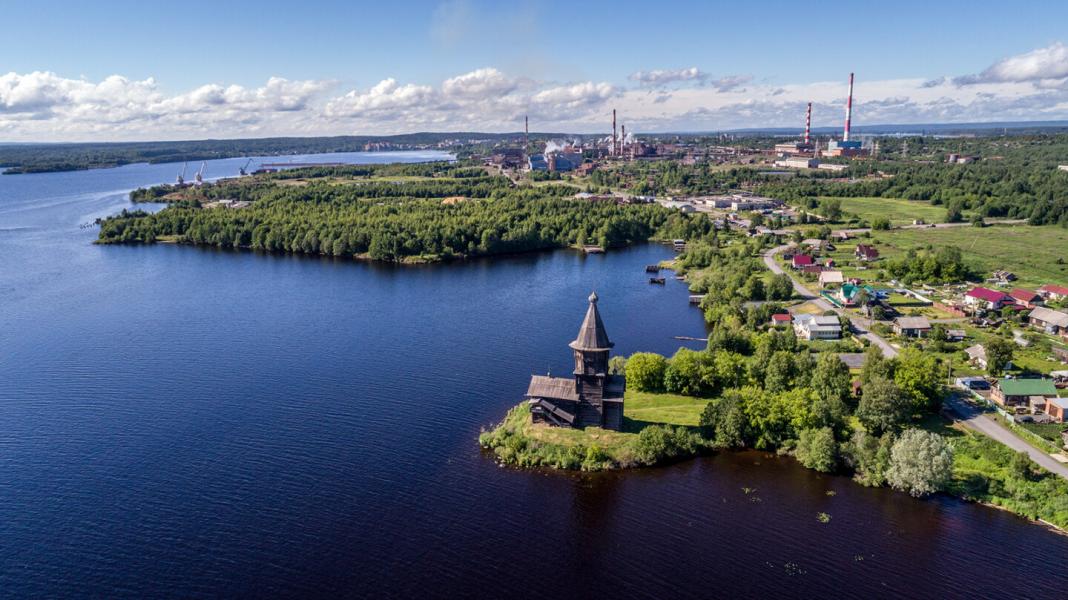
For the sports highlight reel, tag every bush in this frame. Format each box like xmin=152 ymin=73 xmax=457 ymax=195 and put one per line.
xmin=625 ymin=352 xmax=668 ymax=392
xmin=635 ymin=425 xmax=704 ymax=465
xmin=794 ymin=427 xmax=838 ymax=473
xmin=886 ymin=429 xmax=953 ymax=497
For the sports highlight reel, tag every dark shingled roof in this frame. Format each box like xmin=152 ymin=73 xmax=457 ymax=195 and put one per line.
xmin=526 ymin=375 xmax=579 ymax=402
xmin=569 ymin=291 xmax=613 ymax=351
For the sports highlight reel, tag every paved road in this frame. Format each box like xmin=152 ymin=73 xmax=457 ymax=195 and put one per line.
xmin=762 ymin=244 xmax=899 ymax=358
xmin=944 ymin=394 xmax=1068 ymax=480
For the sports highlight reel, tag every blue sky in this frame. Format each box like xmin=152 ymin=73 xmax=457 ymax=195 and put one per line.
xmin=3 ymin=0 xmax=1068 ymax=140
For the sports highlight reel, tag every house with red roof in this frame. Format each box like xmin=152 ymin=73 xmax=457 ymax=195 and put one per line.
xmin=770 ymin=313 xmax=792 ymax=327
xmin=1039 ymin=284 xmax=1068 ymax=302
xmin=854 ymin=244 xmax=879 ymax=261
xmin=963 ymin=287 xmax=1012 ymax=311
xmin=1009 ymin=288 xmax=1043 ymax=308
xmin=792 ymin=254 xmax=814 ymax=269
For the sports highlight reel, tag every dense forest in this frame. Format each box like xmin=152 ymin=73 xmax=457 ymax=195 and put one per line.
xmin=100 ymin=165 xmax=711 ymax=262
xmin=0 ymin=133 xmax=491 ymax=174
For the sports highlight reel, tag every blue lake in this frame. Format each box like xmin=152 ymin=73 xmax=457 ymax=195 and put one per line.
xmin=1 ymin=153 xmax=1066 ymax=598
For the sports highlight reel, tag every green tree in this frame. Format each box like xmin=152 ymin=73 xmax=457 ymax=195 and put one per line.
xmin=811 ymin=352 xmax=852 ymax=406
xmin=819 ymin=198 xmax=843 ymax=222
xmin=625 ymin=352 xmax=668 ymax=393
xmin=845 ymin=430 xmax=894 ymax=487
xmin=894 ymin=348 xmax=943 ymax=413
xmin=886 ymin=429 xmax=953 ymax=497
xmin=713 ymin=351 xmax=748 ymax=389
xmin=984 ymin=337 xmax=1015 ymax=376
xmin=608 ymin=355 xmax=627 ymax=375
xmin=664 ymin=348 xmax=717 ymax=396
xmin=871 ymin=216 xmax=891 ymax=230
xmin=699 ymin=393 xmax=749 ymax=448
xmin=767 ymin=274 xmax=795 ymax=301
xmin=861 ymin=344 xmax=895 ymax=384
xmin=856 ymin=376 xmax=911 ymax=435
xmin=764 ymin=351 xmax=803 ymax=394
xmin=795 ymin=427 xmax=838 ymax=473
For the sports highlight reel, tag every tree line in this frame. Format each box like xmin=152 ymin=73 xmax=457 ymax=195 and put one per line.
xmin=101 ymin=171 xmax=713 ymax=262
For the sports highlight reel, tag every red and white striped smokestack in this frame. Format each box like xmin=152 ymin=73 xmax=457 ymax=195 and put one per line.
xmin=844 ymin=72 xmax=854 ymax=142
xmin=804 ymin=102 xmax=812 ymax=145
xmin=612 ymin=109 xmax=618 ymax=156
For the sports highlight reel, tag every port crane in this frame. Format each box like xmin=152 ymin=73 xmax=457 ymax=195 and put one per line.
xmin=194 ymin=162 xmax=206 ymax=186
xmin=239 ymin=159 xmax=252 ymax=176
xmin=176 ymin=162 xmax=187 ymax=186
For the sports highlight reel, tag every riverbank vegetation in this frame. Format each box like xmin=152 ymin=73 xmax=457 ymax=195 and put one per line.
xmin=479 ymin=392 xmax=710 ymax=470
xmin=98 ymin=163 xmax=712 ymax=262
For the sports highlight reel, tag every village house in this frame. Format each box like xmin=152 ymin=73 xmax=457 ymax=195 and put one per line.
xmin=1028 ymin=306 xmax=1068 ymax=337
xmin=770 ymin=313 xmax=792 ymax=328
xmin=835 ymin=282 xmax=876 ymax=307
xmin=893 ymin=316 xmax=932 ymax=338
xmin=854 ymin=244 xmax=879 ymax=261
xmin=963 ymin=287 xmax=1012 ymax=312
xmin=793 ymin=314 xmax=842 ymax=340
xmin=792 ymin=254 xmax=815 ymax=269
xmin=1047 ymin=397 xmax=1068 ymax=423
xmin=1039 ymin=284 xmax=1068 ymax=302
xmin=1009 ymin=288 xmax=1043 ymax=308
xmin=818 ymin=270 xmax=845 ymax=288
xmin=991 ymin=378 xmax=1058 ymax=409
xmin=946 ymin=329 xmax=967 ymax=342
xmin=802 ymin=265 xmax=824 ymax=275
xmin=1056 ymin=346 xmax=1068 ymax=364
xmin=965 ymin=344 xmax=988 ymax=370
xmin=525 ymin=292 xmax=625 ymax=431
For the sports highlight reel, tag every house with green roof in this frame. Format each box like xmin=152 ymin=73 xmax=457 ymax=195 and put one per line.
xmin=992 ymin=378 xmax=1058 ymax=409
xmin=835 ymin=283 xmax=877 ymax=307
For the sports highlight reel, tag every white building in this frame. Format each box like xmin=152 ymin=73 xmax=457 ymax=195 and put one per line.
xmin=793 ymin=314 xmax=842 ymax=340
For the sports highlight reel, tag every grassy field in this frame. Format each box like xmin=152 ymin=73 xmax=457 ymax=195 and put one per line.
xmin=625 ymin=390 xmax=712 ymax=428
xmin=871 ymin=224 xmax=1068 ymax=289
xmin=479 ymin=391 xmax=711 ymax=471
xmin=825 ymin=196 xmax=965 ymax=226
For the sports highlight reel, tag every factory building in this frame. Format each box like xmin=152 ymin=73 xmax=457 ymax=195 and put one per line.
xmin=775 ymin=102 xmax=816 ymax=156
xmin=824 ymin=73 xmax=870 ymax=159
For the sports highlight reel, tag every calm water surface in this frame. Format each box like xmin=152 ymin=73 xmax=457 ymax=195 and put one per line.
xmin=2 ymin=153 xmax=1067 ymax=598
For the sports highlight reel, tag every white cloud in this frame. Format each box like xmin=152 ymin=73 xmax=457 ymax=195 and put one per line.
xmin=629 ymin=67 xmax=707 ymax=86
xmin=3 ymin=46 xmax=1068 ymax=142
xmin=955 ymin=42 xmax=1068 ymax=85
xmin=441 ymin=68 xmax=519 ymax=98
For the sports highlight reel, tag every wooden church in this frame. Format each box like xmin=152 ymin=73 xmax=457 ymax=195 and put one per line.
xmin=526 ymin=292 xmax=625 ymax=431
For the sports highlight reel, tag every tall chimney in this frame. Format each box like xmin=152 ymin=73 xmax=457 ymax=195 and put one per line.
xmin=843 ymin=72 xmax=854 ymax=142
xmin=621 ymin=124 xmax=626 ymax=157
xmin=804 ymin=102 xmax=812 ymax=145
xmin=524 ymin=115 xmax=529 ymax=146
xmin=612 ymin=109 xmax=617 ymax=156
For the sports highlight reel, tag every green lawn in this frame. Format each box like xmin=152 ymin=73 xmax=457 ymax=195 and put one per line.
xmin=870 ymin=224 xmax=1068 ymax=289
xmin=825 ymin=196 xmax=965 ymax=226
xmin=625 ymin=390 xmax=712 ymax=428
